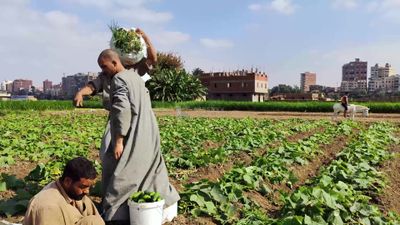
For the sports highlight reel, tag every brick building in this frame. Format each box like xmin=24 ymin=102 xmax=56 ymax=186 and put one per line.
xmin=12 ymin=79 xmax=33 ymax=94
xmin=199 ymin=69 xmax=269 ymax=102
xmin=300 ymin=72 xmax=316 ymax=93
xmin=43 ymin=79 xmax=53 ymax=93
xmin=340 ymin=58 xmax=368 ymax=92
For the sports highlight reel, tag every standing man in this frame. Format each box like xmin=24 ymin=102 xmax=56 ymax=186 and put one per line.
xmin=341 ymin=92 xmax=349 ymax=118
xmin=23 ymin=157 xmax=104 ymax=225
xmin=97 ymin=49 xmax=180 ymax=224
xmin=73 ymin=28 xmax=156 ymax=163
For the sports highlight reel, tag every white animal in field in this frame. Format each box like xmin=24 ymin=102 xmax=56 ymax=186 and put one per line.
xmin=332 ymin=103 xmax=369 ymax=120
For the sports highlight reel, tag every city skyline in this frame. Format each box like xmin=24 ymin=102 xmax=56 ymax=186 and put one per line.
xmin=1 ymin=0 xmax=400 ymax=87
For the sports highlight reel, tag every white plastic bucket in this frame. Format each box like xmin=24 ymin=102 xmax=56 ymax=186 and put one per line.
xmin=128 ymin=199 xmax=165 ymax=225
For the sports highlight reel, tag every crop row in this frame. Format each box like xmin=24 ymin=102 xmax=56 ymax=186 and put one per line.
xmin=0 ymin=112 xmax=105 ymax=167
xmin=160 ymin=117 xmax=328 ymax=172
xmin=179 ymin=120 xmax=358 ymax=223
xmin=239 ymin=122 xmax=399 ymax=224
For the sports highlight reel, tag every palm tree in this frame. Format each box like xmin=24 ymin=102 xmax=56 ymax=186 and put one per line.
xmin=147 ymin=69 xmax=206 ymax=102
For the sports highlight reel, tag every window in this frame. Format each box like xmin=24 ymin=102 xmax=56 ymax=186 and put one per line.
xmin=214 ymin=83 xmax=217 ymax=88
xmin=227 ymin=83 xmax=231 ymax=88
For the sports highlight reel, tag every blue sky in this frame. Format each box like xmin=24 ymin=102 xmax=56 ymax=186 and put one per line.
xmin=1 ymin=0 xmax=400 ymax=88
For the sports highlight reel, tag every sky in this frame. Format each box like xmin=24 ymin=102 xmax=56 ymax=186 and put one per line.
xmin=1 ymin=0 xmax=400 ymax=88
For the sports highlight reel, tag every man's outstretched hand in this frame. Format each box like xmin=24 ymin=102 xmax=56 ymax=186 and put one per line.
xmin=73 ymin=93 xmax=84 ymax=107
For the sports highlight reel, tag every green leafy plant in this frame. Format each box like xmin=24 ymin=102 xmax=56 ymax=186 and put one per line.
xmin=109 ymin=22 xmax=142 ymax=54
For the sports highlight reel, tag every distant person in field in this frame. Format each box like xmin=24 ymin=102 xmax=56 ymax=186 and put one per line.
xmin=23 ymin=157 xmax=104 ymax=225
xmin=341 ymin=93 xmax=349 ymax=118
xmin=73 ymin=28 xmax=156 ymax=162
xmin=97 ymin=49 xmax=180 ymax=224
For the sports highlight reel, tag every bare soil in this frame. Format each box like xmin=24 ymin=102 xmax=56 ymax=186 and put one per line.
xmin=184 ymin=126 xmax=323 ymax=184
xmin=290 ymin=134 xmax=354 ymax=189
xmin=0 ymin=161 xmax=39 ymax=180
xmin=376 ymin=131 xmax=400 ymax=215
xmin=243 ymin=130 xmax=359 ymax=218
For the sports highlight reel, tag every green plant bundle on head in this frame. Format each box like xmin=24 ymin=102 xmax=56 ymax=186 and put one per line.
xmin=130 ymin=191 xmax=163 ymax=203
xmin=109 ymin=22 xmax=143 ymax=54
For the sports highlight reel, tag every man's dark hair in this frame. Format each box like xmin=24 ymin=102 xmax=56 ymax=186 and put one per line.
xmin=60 ymin=157 xmax=97 ymax=182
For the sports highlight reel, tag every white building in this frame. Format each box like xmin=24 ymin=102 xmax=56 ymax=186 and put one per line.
xmin=369 ymin=63 xmax=398 ymax=93
xmin=0 ymin=80 xmax=13 ymax=92
xmin=340 ymin=80 xmax=367 ymax=93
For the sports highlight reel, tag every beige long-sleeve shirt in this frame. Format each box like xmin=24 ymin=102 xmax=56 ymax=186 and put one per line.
xmin=23 ymin=180 xmax=104 ymax=225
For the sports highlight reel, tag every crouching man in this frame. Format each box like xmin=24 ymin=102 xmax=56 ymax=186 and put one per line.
xmin=23 ymin=157 xmax=105 ymax=225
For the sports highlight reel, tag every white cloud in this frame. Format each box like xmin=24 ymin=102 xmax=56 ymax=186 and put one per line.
xmin=44 ymin=11 xmax=79 ymax=27
xmin=60 ymin=0 xmax=171 ymax=25
xmin=269 ymin=0 xmax=297 ymax=15
xmin=332 ymin=0 xmax=358 ymax=10
xmin=154 ymin=31 xmax=190 ymax=49
xmin=248 ymin=3 xmax=263 ymax=11
xmin=200 ymin=38 xmax=234 ymax=49
xmin=115 ymin=8 xmax=173 ymax=24
xmin=248 ymin=0 xmax=297 ymax=15
xmin=0 ymin=0 xmax=108 ymax=84
xmin=381 ymin=0 xmax=400 ymax=9
xmin=365 ymin=0 xmax=400 ymax=23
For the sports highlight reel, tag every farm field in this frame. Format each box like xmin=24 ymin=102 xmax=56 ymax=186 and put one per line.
xmin=0 ymin=109 xmax=400 ymax=224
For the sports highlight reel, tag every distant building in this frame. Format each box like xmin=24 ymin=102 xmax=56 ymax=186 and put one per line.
xmin=309 ymin=85 xmax=337 ymax=93
xmin=62 ymin=72 xmax=98 ymax=99
xmin=0 ymin=80 xmax=13 ymax=93
xmin=300 ymin=72 xmax=316 ymax=93
xmin=50 ymin=83 xmax=63 ymax=98
xmin=340 ymin=58 xmax=367 ymax=93
xmin=370 ymin=63 xmax=395 ymax=79
xmin=12 ymin=79 xmax=33 ymax=94
xmin=368 ymin=63 xmax=398 ymax=93
xmin=43 ymin=79 xmax=53 ymax=93
xmin=199 ymin=69 xmax=269 ymax=102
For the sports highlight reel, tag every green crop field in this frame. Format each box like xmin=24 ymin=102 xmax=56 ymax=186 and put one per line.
xmin=0 ymin=110 xmax=399 ymax=224
xmin=1 ymin=100 xmax=400 ymax=113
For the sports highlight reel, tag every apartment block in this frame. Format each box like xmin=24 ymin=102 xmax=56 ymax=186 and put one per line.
xmin=368 ymin=63 xmax=397 ymax=93
xmin=12 ymin=79 xmax=33 ymax=94
xmin=300 ymin=72 xmax=316 ymax=93
xmin=340 ymin=58 xmax=368 ymax=92
xmin=43 ymin=79 xmax=53 ymax=93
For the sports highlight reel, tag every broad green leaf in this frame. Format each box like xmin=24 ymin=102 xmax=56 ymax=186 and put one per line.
xmin=204 ymin=201 xmax=217 ymax=214
xmin=0 ymin=181 xmax=6 ymax=192
xmin=327 ymin=210 xmax=343 ymax=225
xmin=190 ymin=194 xmax=205 ymax=207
